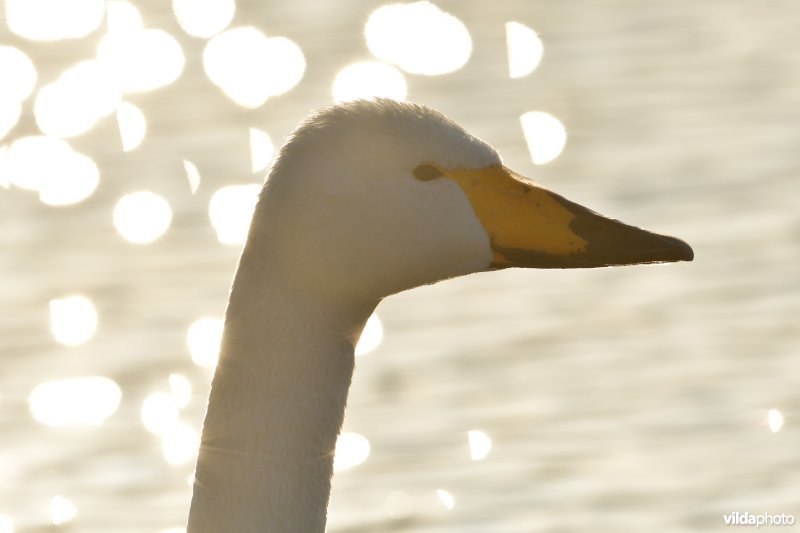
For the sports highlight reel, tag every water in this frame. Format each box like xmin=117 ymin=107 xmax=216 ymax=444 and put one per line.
xmin=1 ymin=0 xmax=799 ymax=531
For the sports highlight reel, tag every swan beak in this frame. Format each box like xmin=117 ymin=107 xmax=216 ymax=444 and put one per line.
xmin=447 ymin=165 xmax=694 ymax=269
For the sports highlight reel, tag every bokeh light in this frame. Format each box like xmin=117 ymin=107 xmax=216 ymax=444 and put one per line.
xmin=0 ymin=46 xmax=37 ymax=140
xmin=116 ymin=101 xmax=147 ymax=151
xmin=384 ymin=491 xmax=413 ymax=520
xmin=34 ymin=60 xmax=121 ymax=138
xmin=49 ymin=295 xmax=98 ymax=346
xmin=0 ymin=147 xmax=8 ymax=189
xmin=29 ymin=377 xmax=121 ymax=427
xmin=0 ymin=47 xmax=36 ymax=103
xmin=173 ymin=0 xmax=235 ymax=39
xmin=203 ymin=27 xmax=306 ymax=108
xmin=38 ymin=168 xmax=100 ymax=206
xmin=2 ymin=136 xmax=44 ymax=190
xmin=3 ymin=136 xmax=100 ymax=205
xmin=355 ymin=313 xmax=383 ymax=356
xmin=0 ymin=514 xmax=12 ymax=533
xmin=249 ymin=128 xmax=274 ymax=173
xmin=0 ymin=102 xmax=21 ymax=142
xmin=519 ymin=111 xmax=566 ymax=165
xmin=332 ymin=61 xmax=407 ymax=103
xmin=365 ymin=2 xmax=471 ymax=75
xmin=105 ymin=0 xmax=142 ymax=34
xmin=435 ymin=489 xmax=455 ymax=510
xmin=6 ymin=0 xmax=104 ymax=41
xmin=98 ymin=2 xmax=185 ymax=93
xmin=767 ymin=409 xmax=784 ymax=433
xmin=113 ymin=191 xmax=173 ymax=244
xmin=162 ymin=422 xmax=200 ymax=465
xmin=141 ymin=392 xmax=179 ymax=435
xmin=505 ymin=22 xmax=543 ymax=79
xmin=333 ymin=432 xmax=371 ymax=472
xmin=187 ymin=317 xmax=224 ymax=368
xmin=48 ymin=495 xmax=77 ymax=525
xmin=208 ymin=184 xmax=260 ymax=245
xmin=467 ymin=429 xmax=492 ymax=461
xmin=183 ymin=160 xmax=201 ymax=194
xmin=169 ymin=374 xmax=192 ymax=408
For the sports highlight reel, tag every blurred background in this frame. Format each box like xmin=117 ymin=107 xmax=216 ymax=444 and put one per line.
xmin=1 ymin=0 xmax=799 ymax=531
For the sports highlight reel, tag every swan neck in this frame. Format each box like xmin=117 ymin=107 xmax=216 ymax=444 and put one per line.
xmin=188 ymin=253 xmax=374 ymax=533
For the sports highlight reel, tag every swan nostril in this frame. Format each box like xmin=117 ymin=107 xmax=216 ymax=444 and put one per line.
xmin=413 ymin=164 xmax=445 ymax=181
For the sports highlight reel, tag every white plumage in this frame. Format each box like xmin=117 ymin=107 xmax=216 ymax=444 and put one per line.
xmin=187 ymin=99 xmax=692 ymax=532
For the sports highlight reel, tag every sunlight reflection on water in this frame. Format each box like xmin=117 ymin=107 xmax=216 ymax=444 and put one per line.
xmin=333 ymin=432 xmax=371 ymax=472
xmin=29 ymin=377 xmax=121 ymax=427
xmin=105 ymin=0 xmax=141 ymax=34
xmin=187 ymin=317 xmax=224 ymax=368
xmin=49 ymin=295 xmax=97 ymax=346
xmin=505 ymin=22 xmax=543 ymax=79
xmin=0 ymin=514 xmax=12 ymax=533
xmin=332 ymin=61 xmax=407 ymax=103
xmin=162 ymin=422 xmax=200 ymax=466
xmin=767 ymin=409 xmax=784 ymax=433
xmin=434 ymin=489 xmax=455 ymax=511
xmin=116 ymin=101 xmax=147 ymax=152
xmin=141 ymin=392 xmax=180 ymax=435
xmin=98 ymin=28 xmax=185 ymax=93
xmin=169 ymin=374 xmax=192 ymax=408
xmin=48 ymin=495 xmax=77 ymax=526
xmin=6 ymin=0 xmax=104 ymax=41
xmin=249 ymin=128 xmax=274 ymax=173
xmin=183 ymin=159 xmax=201 ymax=195
xmin=3 ymin=1 xmax=797 ymax=532
xmin=34 ymin=60 xmax=120 ymax=138
xmin=384 ymin=490 xmax=413 ymax=520
xmin=0 ymin=102 xmax=20 ymax=143
xmin=99 ymin=2 xmax=185 ymax=93
xmin=4 ymin=136 xmax=99 ymax=205
xmin=208 ymin=184 xmax=260 ymax=245
xmin=365 ymin=2 xmax=471 ymax=76
xmin=519 ymin=111 xmax=567 ymax=165
xmin=467 ymin=429 xmax=492 ymax=461
xmin=355 ymin=313 xmax=384 ymax=356
xmin=113 ymin=191 xmax=173 ymax=244
xmin=203 ymin=27 xmax=305 ymax=108
xmin=0 ymin=46 xmax=36 ymax=141
xmin=0 ymin=147 xmax=8 ymax=189
xmin=172 ymin=0 xmax=235 ymax=39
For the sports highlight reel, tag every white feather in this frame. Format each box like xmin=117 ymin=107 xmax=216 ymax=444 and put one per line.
xmin=188 ymin=100 xmax=501 ymax=532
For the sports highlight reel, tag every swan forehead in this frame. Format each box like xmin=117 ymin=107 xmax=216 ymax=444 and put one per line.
xmin=288 ymin=99 xmax=501 ymax=173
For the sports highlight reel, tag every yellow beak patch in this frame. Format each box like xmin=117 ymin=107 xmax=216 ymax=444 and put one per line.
xmin=445 ymin=166 xmax=587 ymax=265
xmin=414 ymin=163 xmax=693 ymax=269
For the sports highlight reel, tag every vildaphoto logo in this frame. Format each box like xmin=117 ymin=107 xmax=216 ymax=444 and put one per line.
xmin=723 ymin=511 xmax=796 ymax=527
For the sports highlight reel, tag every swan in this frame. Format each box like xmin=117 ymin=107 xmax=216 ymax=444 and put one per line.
xmin=187 ymin=99 xmax=692 ymax=532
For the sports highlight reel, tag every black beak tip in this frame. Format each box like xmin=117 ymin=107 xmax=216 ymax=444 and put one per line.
xmin=678 ymin=239 xmax=694 ymax=262
xmin=667 ymin=235 xmax=694 ymax=262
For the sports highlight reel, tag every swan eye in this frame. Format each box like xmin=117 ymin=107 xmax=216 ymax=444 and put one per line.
xmin=413 ymin=164 xmax=445 ymax=181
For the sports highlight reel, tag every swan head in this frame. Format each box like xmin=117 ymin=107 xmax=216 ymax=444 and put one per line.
xmin=251 ymin=99 xmax=692 ymax=302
